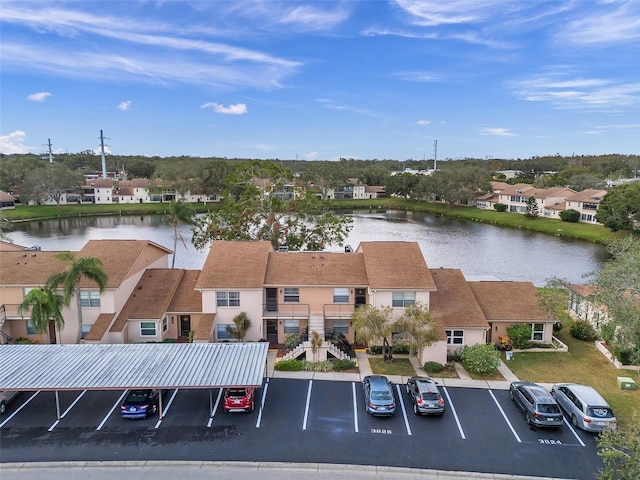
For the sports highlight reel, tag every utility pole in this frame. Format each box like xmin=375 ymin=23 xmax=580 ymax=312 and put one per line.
xmin=46 ymin=138 xmax=54 ymax=163
xmin=99 ymin=130 xmax=108 ymax=179
xmin=433 ymin=140 xmax=438 ymax=171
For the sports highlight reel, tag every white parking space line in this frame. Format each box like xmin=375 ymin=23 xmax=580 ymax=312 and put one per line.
xmin=97 ymin=390 xmax=128 ymax=431
xmin=563 ymin=417 xmax=586 ymax=447
xmin=206 ymin=388 xmax=223 ymax=428
xmin=0 ymin=391 xmax=40 ymax=429
xmin=155 ymin=389 xmax=179 ymax=429
xmin=352 ymin=382 xmax=359 ymax=433
xmin=302 ymin=380 xmax=312 ymax=431
xmin=442 ymin=387 xmax=466 ymax=440
xmin=256 ymin=378 xmax=269 ymax=428
xmin=48 ymin=390 xmax=87 ymax=431
xmin=489 ymin=390 xmax=521 ymax=443
xmin=396 ymin=384 xmax=412 ymax=436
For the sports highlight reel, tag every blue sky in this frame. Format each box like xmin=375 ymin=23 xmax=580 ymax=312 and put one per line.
xmin=1 ymin=1 xmax=639 ymax=161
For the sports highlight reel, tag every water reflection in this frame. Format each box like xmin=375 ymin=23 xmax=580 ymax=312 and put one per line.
xmin=6 ymin=210 xmax=607 ymax=285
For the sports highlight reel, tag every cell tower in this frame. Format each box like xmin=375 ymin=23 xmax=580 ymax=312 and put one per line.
xmin=99 ymin=130 xmax=108 ymax=179
xmin=46 ymin=138 xmax=54 ymax=163
xmin=433 ymin=140 xmax=438 ymax=171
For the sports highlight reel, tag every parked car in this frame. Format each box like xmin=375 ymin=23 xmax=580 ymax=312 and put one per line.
xmin=120 ymin=389 xmax=164 ymax=419
xmin=363 ymin=375 xmax=396 ymax=416
xmin=551 ymin=383 xmax=617 ymax=432
xmin=406 ymin=376 xmax=445 ymax=415
xmin=509 ymin=381 xmax=563 ymax=428
xmin=0 ymin=391 xmax=20 ymax=415
xmin=223 ymin=387 xmax=256 ymax=413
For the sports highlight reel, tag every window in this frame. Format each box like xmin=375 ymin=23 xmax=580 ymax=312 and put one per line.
xmin=283 ymin=288 xmax=299 ymax=303
xmin=284 ymin=320 xmax=299 ymax=334
xmin=80 ymin=291 xmax=101 ymax=307
xmin=162 ymin=316 xmax=168 ymax=333
xmin=445 ymin=329 xmax=464 ymax=345
xmin=140 ymin=321 xmax=156 ymax=337
xmin=333 ymin=288 xmax=349 ymax=303
xmin=217 ymin=291 xmax=240 ymax=307
xmin=333 ymin=320 xmax=349 ymax=334
xmin=392 ymin=291 xmax=415 ymax=307
xmin=531 ymin=323 xmax=544 ymax=341
xmin=81 ymin=324 xmax=92 ymax=339
xmin=217 ymin=324 xmax=234 ymax=340
xmin=27 ymin=321 xmax=37 ymax=335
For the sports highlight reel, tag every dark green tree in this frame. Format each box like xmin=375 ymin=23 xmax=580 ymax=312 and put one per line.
xmin=429 ymin=167 xmax=491 ymax=207
xmin=47 ymin=253 xmax=108 ymax=344
xmin=597 ymin=419 xmax=640 ymax=480
xmin=525 ymin=196 xmax=540 ymax=218
xmin=560 ymin=209 xmax=580 ymax=222
xmin=22 ymin=163 xmax=84 ymax=206
xmin=17 ymin=287 xmax=65 ymax=344
xmin=596 ymin=182 xmax=640 ymax=232
xmin=192 ymin=161 xmax=352 ymax=251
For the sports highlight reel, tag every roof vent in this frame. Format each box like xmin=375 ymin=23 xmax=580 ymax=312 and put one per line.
xmin=278 ymin=246 xmax=289 ymax=252
xmin=344 ymin=245 xmax=353 ymax=253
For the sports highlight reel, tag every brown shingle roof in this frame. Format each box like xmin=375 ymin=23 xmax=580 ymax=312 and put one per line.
xmin=84 ymin=312 xmax=116 ymax=341
xmin=567 ymin=284 xmax=597 ymax=296
xmin=359 ymin=242 xmax=436 ymax=290
xmin=430 ymin=269 xmax=488 ymax=328
xmin=566 ymin=189 xmax=608 ymax=203
xmin=193 ymin=313 xmax=215 ymax=341
xmin=110 ymin=269 xmax=184 ymax=332
xmin=468 ymin=281 xmax=549 ymax=321
xmin=264 ymin=251 xmax=369 ymax=286
xmin=0 ymin=241 xmax=26 ymax=252
xmin=196 ymin=241 xmax=272 ymax=289
xmin=0 ymin=251 xmax=68 ymax=285
xmin=79 ymin=239 xmax=171 ymax=288
xmin=168 ymin=270 xmax=202 ymax=312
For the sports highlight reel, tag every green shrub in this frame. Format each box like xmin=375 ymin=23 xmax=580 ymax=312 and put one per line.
xmin=460 ymin=344 xmax=500 ymax=374
xmin=423 ymin=361 xmax=443 ymax=373
xmin=560 ymin=209 xmax=580 ymax=222
xmin=332 ymin=359 xmax=357 ymax=371
xmin=447 ymin=350 xmax=462 ymax=362
xmin=507 ymin=324 xmax=533 ymax=349
xmin=569 ymin=319 xmax=597 ymax=342
xmin=274 ymin=359 xmax=302 ymax=371
xmin=284 ymin=333 xmax=302 ymax=349
xmin=301 ymin=360 xmax=333 ymax=372
xmin=494 ymin=203 xmax=507 ymax=212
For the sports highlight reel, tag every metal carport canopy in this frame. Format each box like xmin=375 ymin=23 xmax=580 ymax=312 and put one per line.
xmin=0 ymin=342 xmax=269 ymax=391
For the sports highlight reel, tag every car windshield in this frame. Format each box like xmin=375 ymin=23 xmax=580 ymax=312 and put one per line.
xmin=228 ymin=388 xmax=247 ymax=397
xmin=539 ymin=404 xmax=561 ymax=414
xmin=421 ymin=392 xmax=440 ymax=401
xmin=588 ymin=407 xmax=614 ymax=418
xmin=371 ymin=391 xmax=392 ymax=401
xmin=126 ymin=391 xmax=150 ymax=403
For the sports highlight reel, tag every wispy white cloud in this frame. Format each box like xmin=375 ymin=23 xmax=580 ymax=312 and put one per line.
xmin=280 ymin=4 xmax=350 ymax=31
xmin=416 ymin=120 xmax=431 ymax=125
xmin=478 ymin=127 xmax=517 ymax=137
xmin=511 ymin=73 xmax=640 ymax=110
xmin=0 ymin=130 xmax=33 ymax=154
xmin=118 ymin=100 xmax=132 ymax=111
xmin=302 ymin=151 xmax=318 ymax=160
xmin=201 ymin=102 xmax=248 ymax=114
xmin=26 ymin=91 xmax=51 ymax=102
xmin=316 ymin=98 xmax=380 ymax=117
xmin=557 ymin=0 xmax=640 ymax=46
xmin=396 ymin=71 xmax=440 ymax=82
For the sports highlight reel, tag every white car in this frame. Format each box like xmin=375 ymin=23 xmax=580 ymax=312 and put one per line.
xmin=551 ymin=383 xmax=617 ymax=432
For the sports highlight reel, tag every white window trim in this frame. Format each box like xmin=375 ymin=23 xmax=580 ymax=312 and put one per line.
xmin=445 ymin=329 xmax=464 ymax=345
xmin=530 ymin=323 xmax=544 ymax=341
xmin=140 ymin=321 xmax=157 ymax=337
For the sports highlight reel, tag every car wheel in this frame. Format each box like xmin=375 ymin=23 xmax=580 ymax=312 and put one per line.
xmin=0 ymin=401 xmax=6 ymax=415
xmin=572 ymin=415 xmax=578 ymax=427
xmin=525 ymin=413 xmax=532 ymax=425
xmin=406 ymin=385 xmax=410 ymax=395
xmin=509 ymin=389 xmax=514 ymax=400
xmin=151 ymin=404 xmax=157 ymax=415
xmin=413 ymin=403 xmax=419 ymax=415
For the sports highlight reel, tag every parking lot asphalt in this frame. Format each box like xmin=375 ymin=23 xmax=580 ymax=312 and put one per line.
xmin=0 ymin=351 xmax=600 ymax=480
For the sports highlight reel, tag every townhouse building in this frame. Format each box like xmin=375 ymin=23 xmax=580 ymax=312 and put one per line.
xmin=564 ymin=189 xmax=608 ymax=224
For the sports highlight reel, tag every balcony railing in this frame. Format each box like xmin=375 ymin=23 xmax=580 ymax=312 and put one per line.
xmin=262 ymin=303 xmax=310 ymax=319
xmin=323 ymin=303 xmax=355 ymax=319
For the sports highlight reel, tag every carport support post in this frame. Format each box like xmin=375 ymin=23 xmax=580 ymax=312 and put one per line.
xmin=209 ymin=389 xmax=214 ymax=416
xmin=54 ymin=391 xmax=61 ymax=420
xmin=158 ymin=392 xmax=163 ymax=420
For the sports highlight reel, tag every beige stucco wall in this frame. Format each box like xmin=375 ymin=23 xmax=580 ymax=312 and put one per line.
xmin=369 ymin=290 xmax=431 ymax=312
xmin=418 ymin=340 xmax=448 ymax=365
xmin=490 ymin=321 xmax=553 ymax=345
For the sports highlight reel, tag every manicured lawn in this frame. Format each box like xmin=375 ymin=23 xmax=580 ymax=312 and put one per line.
xmin=369 ymin=357 xmax=417 ymax=377
xmin=506 ymin=328 xmax=640 ymax=428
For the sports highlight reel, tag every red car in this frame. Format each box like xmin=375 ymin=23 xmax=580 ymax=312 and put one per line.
xmin=223 ymin=387 xmax=256 ymax=413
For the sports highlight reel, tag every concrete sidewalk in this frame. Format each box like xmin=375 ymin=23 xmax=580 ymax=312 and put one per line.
xmin=0 ymin=461 xmax=572 ymax=480
xmin=266 ymin=349 xmax=521 ymax=390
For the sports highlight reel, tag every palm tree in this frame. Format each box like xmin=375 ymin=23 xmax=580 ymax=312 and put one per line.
xmin=47 ymin=252 xmax=108 ymax=344
xmin=225 ymin=312 xmax=251 ymax=341
xmin=165 ymin=199 xmax=196 ymax=269
xmin=17 ymin=287 xmax=64 ymax=344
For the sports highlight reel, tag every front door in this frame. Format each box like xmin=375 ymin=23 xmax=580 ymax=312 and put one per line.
xmin=355 ymin=288 xmax=367 ymax=307
xmin=180 ymin=315 xmax=191 ymax=337
xmin=266 ymin=319 xmax=278 ymax=343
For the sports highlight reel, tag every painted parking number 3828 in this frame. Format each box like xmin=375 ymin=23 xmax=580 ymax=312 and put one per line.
xmin=371 ymin=428 xmax=392 ymax=434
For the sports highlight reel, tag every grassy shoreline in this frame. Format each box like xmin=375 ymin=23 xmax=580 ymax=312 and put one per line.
xmin=1 ymin=198 xmax=624 ymax=243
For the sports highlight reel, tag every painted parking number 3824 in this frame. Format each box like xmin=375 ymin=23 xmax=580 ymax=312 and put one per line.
xmin=371 ymin=428 xmax=392 ymax=434
xmin=538 ymin=439 xmax=562 ymax=445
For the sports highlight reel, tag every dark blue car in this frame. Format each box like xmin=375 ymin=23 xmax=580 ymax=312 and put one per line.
xmin=121 ymin=389 xmax=163 ymax=419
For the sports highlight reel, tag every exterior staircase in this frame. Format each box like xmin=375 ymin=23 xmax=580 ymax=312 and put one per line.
xmin=307 ymin=314 xmax=324 ymax=339
xmin=327 ymin=343 xmax=350 ymax=361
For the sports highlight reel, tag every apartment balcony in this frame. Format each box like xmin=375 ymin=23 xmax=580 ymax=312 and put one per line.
xmin=323 ymin=303 xmax=356 ymax=319
xmin=262 ymin=303 xmax=310 ymax=319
